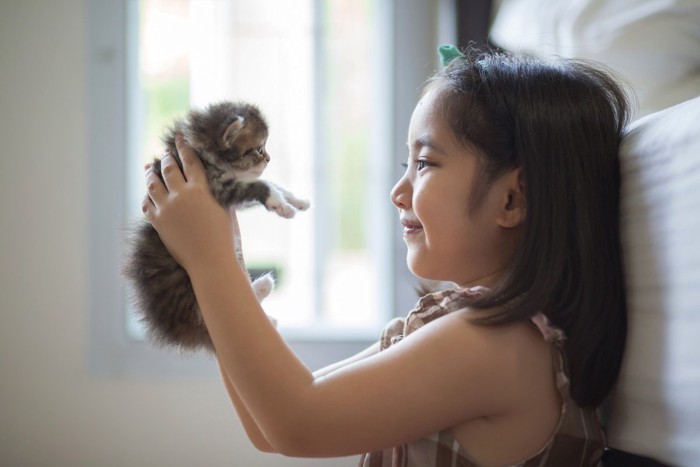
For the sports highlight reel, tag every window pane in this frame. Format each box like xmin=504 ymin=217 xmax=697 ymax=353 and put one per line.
xmin=127 ymin=0 xmax=388 ymax=340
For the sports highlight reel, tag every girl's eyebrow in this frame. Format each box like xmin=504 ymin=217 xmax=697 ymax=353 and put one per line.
xmin=407 ymin=135 xmax=446 ymax=154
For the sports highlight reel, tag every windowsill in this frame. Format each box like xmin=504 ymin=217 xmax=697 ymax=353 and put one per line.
xmin=280 ymin=324 xmax=380 ymax=343
xmin=95 ymin=331 xmax=376 ymax=377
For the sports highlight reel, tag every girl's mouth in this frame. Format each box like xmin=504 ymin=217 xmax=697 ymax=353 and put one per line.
xmin=400 ymin=219 xmax=423 ymax=235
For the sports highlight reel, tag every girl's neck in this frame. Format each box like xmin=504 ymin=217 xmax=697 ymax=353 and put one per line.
xmin=457 ymin=269 xmax=504 ymax=289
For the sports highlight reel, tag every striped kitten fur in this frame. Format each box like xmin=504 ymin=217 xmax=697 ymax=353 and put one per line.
xmin=123 ymin=101 xmax=309 ymax=353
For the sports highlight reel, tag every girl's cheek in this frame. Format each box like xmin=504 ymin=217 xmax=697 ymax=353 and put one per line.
xmin=412 ymin=184 xmax=432 ymax=213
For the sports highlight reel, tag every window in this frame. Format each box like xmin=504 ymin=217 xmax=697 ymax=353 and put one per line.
xmin=87 ymin=0 xmax=440 ymax=375
xmin=126 ymin=0 xmax=389 ymax=340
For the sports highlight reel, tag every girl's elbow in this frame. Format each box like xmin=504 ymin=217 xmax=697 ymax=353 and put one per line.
xmin=251 ymin=437 xmax=278 ymax=454
xmin=265 ymin=424 xmax=329 ymax=458
xmin=266 ymin=433 xmax=313 ymax=457
xmin=255 ymin=443 xmax=279 ymax=454
xmin=261 ymin=405 xmax=337 ymax=456
xmin=242 ymin=428 xmax=279 ymax=453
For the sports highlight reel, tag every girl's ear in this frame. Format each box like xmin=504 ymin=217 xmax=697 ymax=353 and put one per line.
xmin=496 ymin=168 xmax=526 ymax=228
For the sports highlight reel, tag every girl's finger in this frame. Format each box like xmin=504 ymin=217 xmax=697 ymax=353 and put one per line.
xmin=175 ymin=134 xmax=207 ymax=183
xmin=160 ymin=149 xmax=186 ymax=191
xmin=142 ymin=193 xmax=156 ymax=219
xmin=145 ymin=167 xmax=168 ymax=205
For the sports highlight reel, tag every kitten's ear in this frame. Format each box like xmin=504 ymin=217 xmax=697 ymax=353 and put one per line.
xmin=222 ymin=116 xmax=245 ymax=148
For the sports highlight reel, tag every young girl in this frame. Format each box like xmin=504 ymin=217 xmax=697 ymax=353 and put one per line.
xmin=141 ymin=45 xmax=629 ymax=466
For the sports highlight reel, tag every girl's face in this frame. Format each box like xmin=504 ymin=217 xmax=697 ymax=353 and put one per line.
xmin=390 ymin=86 xmax=522 ymax=287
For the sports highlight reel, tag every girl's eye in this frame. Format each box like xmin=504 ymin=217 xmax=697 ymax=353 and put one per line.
xmin=400 ymin=159 xmax=431 ymax=171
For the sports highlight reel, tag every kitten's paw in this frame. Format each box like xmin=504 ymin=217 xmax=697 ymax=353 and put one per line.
xmin=287 ymin=197 xmax=310 ymax=211
xmin=275 ymin=203 xmax=297 ymax=218
xmin=265 ymin=184 xmax=309 ymax=218
xmin=265 ymin=196 xmax=297 ymax=218
xmin=278 ymin=187 xmax=310 ymax=211
xmin=252 ymin=273 xmax=275 ymax=301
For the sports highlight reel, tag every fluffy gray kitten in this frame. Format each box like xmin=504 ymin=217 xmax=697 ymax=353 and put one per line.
xmin=123 ymin=101 xmax=309 ymax=353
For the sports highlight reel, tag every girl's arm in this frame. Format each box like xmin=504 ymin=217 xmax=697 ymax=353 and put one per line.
xmin=218 ymin=361 xmax=276 ymax=453
xmin=216 ymin=207 xmax=381 ymax=453
xmin=312 ymin=341 xmax=380 ymax=378
xmin=143 ymin=137 xmax=535 ymax=457
xmin=218 ymin=341 xmax=380 ymax=453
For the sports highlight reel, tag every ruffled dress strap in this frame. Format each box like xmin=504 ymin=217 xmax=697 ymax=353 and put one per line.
xmin=524 ymin=312 xmax=607 ymax=465
xmin=530 ymin=312 xmax=566 ymax=344
xmin=379 ymin=286 xmax=489 ymax=350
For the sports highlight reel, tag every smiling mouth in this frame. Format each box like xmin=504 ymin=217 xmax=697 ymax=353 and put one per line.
xmin=400 ymin=219 xmax=423 ymax=235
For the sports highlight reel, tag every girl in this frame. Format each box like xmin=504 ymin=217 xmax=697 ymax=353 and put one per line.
xmin=141 ymin=45 xmax=629 ymax=466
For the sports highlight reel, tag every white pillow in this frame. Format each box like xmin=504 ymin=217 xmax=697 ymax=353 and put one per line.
xmin=489 ymin=0 xmax=700 ymax=118
xmin=605 ymin=96 xmax=700 ymax=465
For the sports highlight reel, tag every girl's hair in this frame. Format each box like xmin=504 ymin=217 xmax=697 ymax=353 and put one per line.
xmin=429 ymin=46 xmax=631 ymax=408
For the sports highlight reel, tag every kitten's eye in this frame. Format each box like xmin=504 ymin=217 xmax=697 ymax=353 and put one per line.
xmin=257 ymin=146 xmax=264 ymax=154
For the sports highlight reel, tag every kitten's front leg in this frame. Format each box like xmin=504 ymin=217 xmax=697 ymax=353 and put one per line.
xmin=264 ymin=183 xmax=302 ymax=218
xmin=263 ymin=181 xmax=310 ymax=218
xmin=271 ymin=183 xmax=310 ymax=212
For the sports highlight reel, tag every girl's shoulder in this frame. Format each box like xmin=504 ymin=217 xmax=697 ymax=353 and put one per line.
xmin=384 ymin=286 xmax=558 ymax=405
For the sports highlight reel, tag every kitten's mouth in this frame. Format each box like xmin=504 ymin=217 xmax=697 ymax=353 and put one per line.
xmin=250 ymin=164 xmax=266 ymax=174
xmin=234 ymin=163 xmax=267 ymax=181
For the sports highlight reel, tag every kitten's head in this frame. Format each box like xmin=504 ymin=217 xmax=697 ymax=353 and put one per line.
xmin=182 ymin=102 xmax=270 ymax=180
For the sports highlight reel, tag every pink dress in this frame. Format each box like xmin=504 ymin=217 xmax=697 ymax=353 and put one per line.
xmin=359 ymin=287 xmax=605 ymax=467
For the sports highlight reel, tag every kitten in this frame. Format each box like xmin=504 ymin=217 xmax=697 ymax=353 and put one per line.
xmin=123 ymin=101 xmax=309 ymax=353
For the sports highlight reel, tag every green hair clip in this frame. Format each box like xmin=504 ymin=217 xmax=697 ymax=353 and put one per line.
xmin=438 ymin=44 xmax=464 ymax=66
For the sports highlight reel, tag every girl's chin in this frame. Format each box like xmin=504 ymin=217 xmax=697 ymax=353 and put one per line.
xmin=406 ymin=255 xmax=438 ymax=282
xmin=406 ymin=253 xmax=460 ymax=286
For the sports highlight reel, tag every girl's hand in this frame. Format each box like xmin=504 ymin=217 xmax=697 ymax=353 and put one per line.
xmin=142 ymin=135 xmax=235 ymax=273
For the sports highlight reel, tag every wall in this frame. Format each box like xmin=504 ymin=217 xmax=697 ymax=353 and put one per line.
xmin=0 ymin=1 xmax=363 ymax=465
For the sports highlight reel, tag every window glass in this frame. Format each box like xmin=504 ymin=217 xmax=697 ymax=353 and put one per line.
xmin=127 ymin=0 xmax=389 ymax=339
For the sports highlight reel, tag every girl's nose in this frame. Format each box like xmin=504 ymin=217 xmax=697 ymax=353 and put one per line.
xmin=390 ymin=174 xmax=411 ymax=209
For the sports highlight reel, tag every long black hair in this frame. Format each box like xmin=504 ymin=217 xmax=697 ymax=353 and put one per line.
xmin=428 ymin=46 xmax=631 ymax=408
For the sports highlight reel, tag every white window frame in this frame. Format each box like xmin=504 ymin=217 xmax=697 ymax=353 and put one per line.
xmin=86 ymin=0 xmax=442 ymax=376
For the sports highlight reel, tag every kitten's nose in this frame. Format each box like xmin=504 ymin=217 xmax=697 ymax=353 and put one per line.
xmin=263 ymin=151 xmax=271 ymax=163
